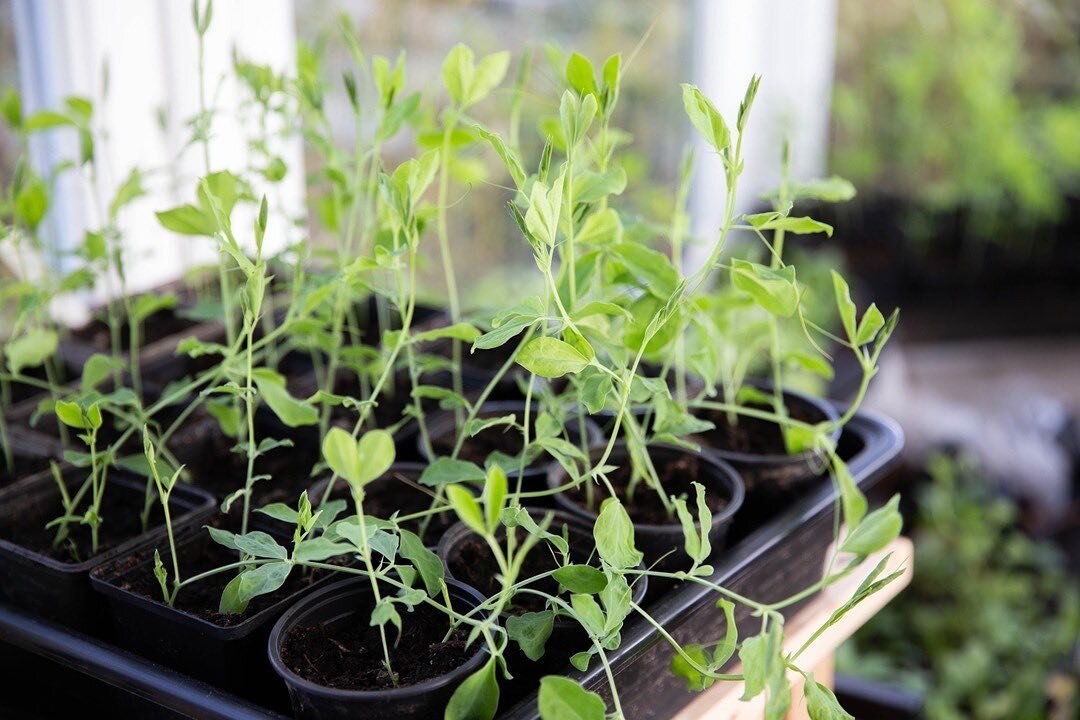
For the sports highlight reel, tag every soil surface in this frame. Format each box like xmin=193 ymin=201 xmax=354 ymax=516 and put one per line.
xmin=446 ymin=523 xmax=584 ymax=614
xmin=280 ymin=598 xmax=476 ymax=690
xmin=693 ymin=395 xmax=826 ymax=456
xmin=98 ymin=516 xmax=340 ymax=627
xmin=178 ymin=415 xmax=322 ymax=507
xmin=0 ymin=477 xmax=166 ymax=562
xmin=568 ymin=452 xmax=728 ymax=525
xmin=432 ymin=411 xmax=586 ymax=469
xmin=322 ymin=471 xmax=453 ymax=546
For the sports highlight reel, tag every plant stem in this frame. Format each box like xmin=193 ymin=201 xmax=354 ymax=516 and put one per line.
xmin=436 ymin=110 xmax=465 ymax=427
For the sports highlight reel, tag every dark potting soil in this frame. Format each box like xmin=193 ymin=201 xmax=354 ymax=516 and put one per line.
xmin=280 ymin=599 xmax=476 ymax=690
xmin=570 ymin=453 xmax=728 ymax=525
xmin=694 ymin=397 xmax=825 ymax=456
xmin=98 ymin=518 xmax=345 ymax=627
xmin=447 ymin=531 xmax=573 ymax=614
xmin=72 ymin=308 xmax=199 ymax=353
xmin=322 ymin=472 xmax=453 ymax=546
xmin=180 ymin=419 xmax=321 ymax=507
xmin=0 ymin=480 xmax=165 ymax=563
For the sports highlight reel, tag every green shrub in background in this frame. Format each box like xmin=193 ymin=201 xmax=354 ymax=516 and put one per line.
xmin=831 ymin=0 xmax=1080 ymax=243
xmin=838 ymin=454 xmax=1080 ymax=720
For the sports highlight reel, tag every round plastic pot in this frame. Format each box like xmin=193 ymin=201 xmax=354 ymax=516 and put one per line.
xmin=268 ymin=576 xmax=487 ymax=720
xmin=422 ymin=401 xmax=603 ymax=497
xmin=0 ymin=467 xmax=215 ymax=632
xmin=436 ymin=509 xmax=648 ymax=709
xmin=547 ymin=442 xmax=745 ymax=572
xmin=691 ymin=385 xmax=840 ymax=503
xmin=89 ymin=520 xmax=338 ymax=707
xmin=311 ymin=462 xmax=458 ymax=548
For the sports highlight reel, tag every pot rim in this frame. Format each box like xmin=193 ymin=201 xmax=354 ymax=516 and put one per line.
xmin=546 ymin=441 xmax=746 ymax=535
xmin=267 ymin=575 xmax=488 ymax=700
xmin=419 ymin=400 xmax=602 ymax=478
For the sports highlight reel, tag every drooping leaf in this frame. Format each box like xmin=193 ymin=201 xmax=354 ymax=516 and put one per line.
xmin=445 ymin=656 xmax=499 ymax=720
xmin=506 ymin=611 xmax=554 ymax=661
xmin=840 ymin=495 xmax=902 ymax=556
xmin=251 ymin=368 xmax=318 ymax=427
xmin=593 ymin=498 xmax=643 ymax=570
xmin=538 ymin=676 xmax=606 ymax=720
xmin=6 ymin=328 xmax=58 ymax=375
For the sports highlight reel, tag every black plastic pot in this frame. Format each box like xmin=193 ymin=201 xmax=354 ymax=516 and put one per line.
xmin=0 ymin=410 xmax=904 ymax=719
xmin=89 ymin=519 xmax=342 ymax=707
xmin=0 ymin=426 xmax=63 ymax=488
xmin=268 ymin=576 xmax=487 ymax=720
xmin=547 ymin=442 xmax=744 ymax=572
xmin=690 ymin=385 xmax=841 ymax=504
xmin=311 ymin=462 xmax=458 ymax=547
xmin=0 ymin=467 xmax=215 ymax=631
xmin=422 ymin=401 xmax=603 ymax=497
xmin=436 ymin=510 xmax=649 ymax=710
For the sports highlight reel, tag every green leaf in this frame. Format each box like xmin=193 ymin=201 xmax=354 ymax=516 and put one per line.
xmin=80 ymin=353 xmax=122 ymax=392
xmin=156 ymin=204 xmax=216 ymax=236
xmin=54 ymin=401 xmax=87 ymax=429
xmin=840 ymin=495 xmax=902 ymax=556
xmin=6 ymin=328 xmax=58 ymax=375
xmin=785 ymin=351 xmax=834 ymax=381
xmin=516 ymin=337 xmax=589 ymax=378
xmin=593 ymin=498 xmax=643 ymax=570
xmin=445 ymin=657 xmax=499 ymax=720
xmin=570 ymin=594 xmax=606 ymax=638
xmin=599 ymin=572 xmax=632 ymax=635
xmin=233 ymin=530 xmax=288 ymax=559
xmin=524 ymin=175 xmax=564 ymax=248
xmin=804 ymin=674 xmax=854 ymax=720
xmin=476 ymin=126 xmax=525 ymax=190
xmin=574 ymin=167 xmax=626 ymax=203
xmin=553 ymin=564 xmax=607 ymax=594
xmin=447 ymin=484 xmax=486 ymax=535
xmin=481 ymin=464 xmax=507 ymax=534
xmin=468 ymin=51 xmax=510 ymax=107
xmin=322 ymin=427 xmax=363 ymax=488
xmin=295 ymin=536 xmax=353 ymax=562
xmin=713 ymin=598 xmax=738 ymax=667
xmin=14 ymin=177 xmax=48 ymax=230
xmin=611 ymin=242 xmax=678 ymax=298
xmin=681 ymin=83 xmax=729 ymax=153
xmin=399 ymin=529 xmax=444 ymax=596
xmin=506 ymin=611 xmax=554 ymax=662
xmin=109 ymin=167 xmax=146 ymax=219
xmin=831 ymin=271 xmax=857 ymax=344
xmin=855 ymin=303 xmax=885 ymax=346
xmin=419 ymin=457 xmax=486 ymax=486
xmin=671 ymin=644 xmax=715 ymax=691
xmin=834 ymin=456 xmax=867 ymax=530
xmin=251 ymin=368 xmax=317 ymax=427
xmin=731 ymin=260 xmax=798 ymax=317
xmin=538 ymin=676 xmax=606 ymax=720
xmin=755 ymin=216 xmax=833 ymax=236
xmin=219 ymin=562 xmax=292 ymax=614
xmin=413 ymin=322 xmax=482 ymax=344
xmin=23 ymin=110 xmax=74 ymax=131
xmin=576 ymin=208 xmax=623 ymax=246
xmin=565 ymin=53 xmax=597 ymax=97
xmin=790 ymin=176 xmax=856 ymax=203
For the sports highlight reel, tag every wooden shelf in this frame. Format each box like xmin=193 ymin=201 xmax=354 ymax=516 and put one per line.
xmin=674 ymin=537 xmax=914 ymax=720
